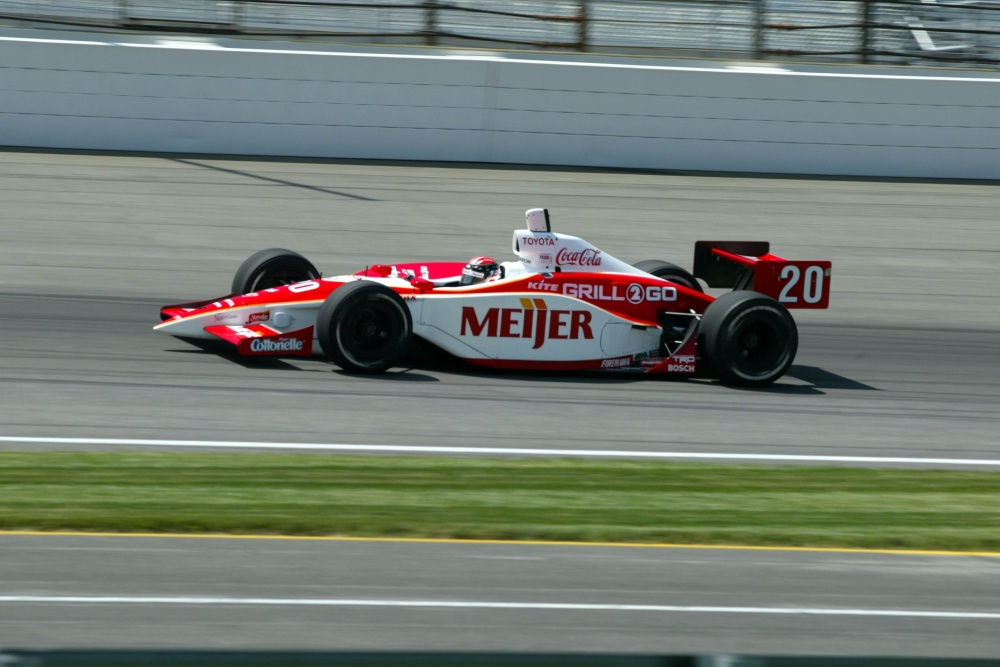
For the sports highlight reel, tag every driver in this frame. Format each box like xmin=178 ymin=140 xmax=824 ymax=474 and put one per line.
xmin=460 ymin=256 xmax=499 ymax=286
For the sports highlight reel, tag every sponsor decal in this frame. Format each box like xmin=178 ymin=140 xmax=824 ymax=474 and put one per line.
xmin=213 ymin=313 xmax=239 ymax=322
xmin=666 ymin=356 xmax=696 ymax=373
xmin=564 ymin=283 xmax=624 ymax=301
xmin=247 ymin=310 xmax=270 ymax=324
xmin=626 ymin=283 xmax=677 ymax=304
xmin=528 ymin=282 xmax=677 ymax=303
xmin=522 ymin=237 xmax=555 ymax=247
xmin=556 ymin=248 xmax=602 ymax=267
xmin=601 ymin=356 xmax=633 ymax=369
xmin=248 ymin=337 xmax=305 ymax=353
xmin=460 ymin=298 xmax=593 ymax=350
xmin=231 ymin=326 xmax=262 ymax=338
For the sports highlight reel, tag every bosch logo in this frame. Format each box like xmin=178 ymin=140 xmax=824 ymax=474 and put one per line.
xmin=249 ymin=338 xmax=304 ymax=353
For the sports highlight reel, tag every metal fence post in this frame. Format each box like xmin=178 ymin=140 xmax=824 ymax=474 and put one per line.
xmin=577 ymin=0 xmax=590 ymax=52
xmin=117 ymin=0 xmax=129 ymax=24
xmin=753 ymin=0 xmax=764 ymax=60
xmin=424 ymin=0 xmax=438 ymax=47
xmin=230 ymin=1 xmax=244 ymax=32
xmin=860 ymin=0 xmax=871 ymax=63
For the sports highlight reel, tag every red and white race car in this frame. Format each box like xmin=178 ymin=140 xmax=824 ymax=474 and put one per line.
xmin=156 ymin=209 xmax=830 ymax=386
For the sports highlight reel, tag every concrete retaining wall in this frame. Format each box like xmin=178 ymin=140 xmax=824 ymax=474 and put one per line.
xmin=2 ymin=33 xmax=998 ymax=178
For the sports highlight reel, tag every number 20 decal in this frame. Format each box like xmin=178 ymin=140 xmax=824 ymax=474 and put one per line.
xmin=778 ymin=265 xmax=825 ymax=304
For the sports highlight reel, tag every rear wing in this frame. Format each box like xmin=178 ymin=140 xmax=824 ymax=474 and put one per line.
xmin=693 ymin=241 xmax=831 ymax=309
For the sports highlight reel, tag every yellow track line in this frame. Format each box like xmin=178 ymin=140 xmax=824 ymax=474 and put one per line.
xmin=2 ymin=530 xmax=998 ymax=558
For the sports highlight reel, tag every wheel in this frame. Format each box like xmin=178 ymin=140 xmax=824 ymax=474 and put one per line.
xmin=316 ymin=281 xmax=413 ymax=374
xmin=232 ymin=248 xmax=320 ymax=294
xmin=633 ymin=260 xmax=703 ymax=292
xmin=699 ymin=290 xmax=797 ymax=387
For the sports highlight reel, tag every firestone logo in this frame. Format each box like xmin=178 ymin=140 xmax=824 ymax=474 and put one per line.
xmin=460 ymin=298 xmax=593 ymax=349
xmin=556 ymin=248 xmax=602 ymax=267
xmin=249 ymin=338 xmax=304 ymax=353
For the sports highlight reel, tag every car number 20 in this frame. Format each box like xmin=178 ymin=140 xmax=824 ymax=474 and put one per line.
xmin=778 ymin=265 xmax=825 ymax=304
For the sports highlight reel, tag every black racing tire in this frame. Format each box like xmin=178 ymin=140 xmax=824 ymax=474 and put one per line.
xmin=699 ymin=290 xmax=797 ymax=387
xmin=633 ymin=260 xmax=703 ymax=292
xmin=316 ymin=281 xmax=413 ymax=374
xmin=231 ymin=248 xmax=320 ymax=294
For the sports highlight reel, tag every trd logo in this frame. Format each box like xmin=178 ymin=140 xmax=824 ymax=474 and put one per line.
xmin=460 ymin=298 xmax=593 ymax=349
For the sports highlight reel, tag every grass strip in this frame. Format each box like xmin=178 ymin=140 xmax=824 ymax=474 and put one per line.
xmin=1 ymin=452 xmax=998 ymax=551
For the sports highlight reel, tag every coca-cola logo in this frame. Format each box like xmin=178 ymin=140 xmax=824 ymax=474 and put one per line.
xmin=556 ymin=248 xmax=602 ymax=267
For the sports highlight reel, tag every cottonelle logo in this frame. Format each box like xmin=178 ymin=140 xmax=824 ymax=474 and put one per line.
xmin=460 ymin=298 xmax=594 ymax=350
xmin=249 ymin=338 xmax=304 ymax=353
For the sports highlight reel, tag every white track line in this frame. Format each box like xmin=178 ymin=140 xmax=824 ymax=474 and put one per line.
xmin=3 ymin=36 xmax=1000 ymax=83
xmin=0 ymin=596 xmax=997 ymax=619
xmin=1 ymin=436 xmax=998 ymax=467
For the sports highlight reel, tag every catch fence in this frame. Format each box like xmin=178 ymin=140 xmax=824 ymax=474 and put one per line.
xmin=2 ymin=0 xmax=999 ymax=66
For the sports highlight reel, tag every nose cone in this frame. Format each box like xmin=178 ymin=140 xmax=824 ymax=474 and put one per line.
xmin=154 ymin=312 xmax=217 ymax=337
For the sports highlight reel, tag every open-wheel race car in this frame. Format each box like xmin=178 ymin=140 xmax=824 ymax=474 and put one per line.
xmin=155 ymin=209 xmax=831 ymax=386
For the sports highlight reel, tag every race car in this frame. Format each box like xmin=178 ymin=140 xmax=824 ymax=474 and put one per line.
xmin=155 ymin=208 xmax=831 ymax=386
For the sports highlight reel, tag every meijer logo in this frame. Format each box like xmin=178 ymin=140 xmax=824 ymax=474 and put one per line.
xmin=460 ymin=298 xmax=593 ymax=349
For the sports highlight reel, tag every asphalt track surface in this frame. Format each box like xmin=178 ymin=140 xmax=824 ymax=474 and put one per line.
xmin=2 ymin=533 xmax=1000 ymax=656
xmin=0 ymin=150 xmax=998 ymax=464
xmin=1 ymin=150 xmax=999 ymax=655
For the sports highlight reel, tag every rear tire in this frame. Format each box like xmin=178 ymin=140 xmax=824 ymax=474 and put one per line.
xmin=232 ymin=248 xmax=320 ymax=294
xmin=700 ymin=291 xmax=797 ymax=387
xmin=317 ymin=281 xmax=413 ymax=374
xmin=633 ymin=260 xmax=702 ymax=292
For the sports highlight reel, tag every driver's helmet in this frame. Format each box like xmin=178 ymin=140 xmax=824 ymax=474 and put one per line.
xmin=460 ymin=256 xmax=499 ymax=286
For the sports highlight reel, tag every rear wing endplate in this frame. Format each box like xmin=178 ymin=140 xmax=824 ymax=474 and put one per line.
xmin=694 ymin=241 xmax=831 ymax=309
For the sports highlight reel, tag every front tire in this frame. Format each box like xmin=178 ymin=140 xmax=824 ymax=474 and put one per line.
xmin=232 ymin=248 xmax=320 ymax=294
xmin=633 ymin=260 xmax=703 ymax=292
xmin=317 ymin=281 xmax=413 ymax=374
xmin=700 ymin=291 xmax=797 ymax=387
